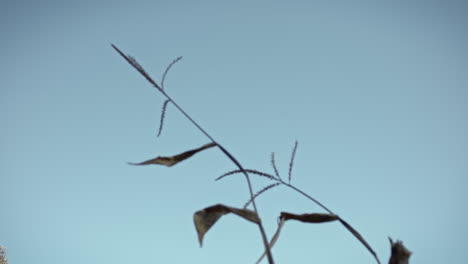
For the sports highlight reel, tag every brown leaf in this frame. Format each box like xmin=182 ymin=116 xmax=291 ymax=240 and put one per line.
xmin=256 ymin=212 xmax=337 ymax=263
xmin=193 ymin=204 xmax=260 ymax=246
xmin=269 ymin=212 xmax=381 ymax=264
xmin=280 ymin=212 xmax=338 ymax=223
xmin=388 ymin=237 xmax=411 ymax=264
xmin=129 ymin=142 xmax=216 ymax=167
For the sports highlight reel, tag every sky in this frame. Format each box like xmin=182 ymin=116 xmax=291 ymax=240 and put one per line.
xmin=1 ymin=0 xmax=467 ymax=263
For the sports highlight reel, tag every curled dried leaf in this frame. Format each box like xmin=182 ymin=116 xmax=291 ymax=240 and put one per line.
xmin=129 ymin=142 xmax=216 ymax=167
xmin=193 ymin=204 xmax=260 ymax=246
xmin=388 ymin=237 xmax=411 ymax=264
xmin=280 ymin=212 xmax=338 ymax=223
xmin=256 ymin=212 xmax=337 ymax=263
xmin=257 ymin=212 xmax=381 ymax=264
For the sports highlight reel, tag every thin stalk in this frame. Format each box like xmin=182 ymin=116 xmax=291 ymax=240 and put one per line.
xmin=159 ymin=89 xmax=274 ymax=263
xmin=215 ymin=168 xmax=381 ymax=263
xmin=111 ymin=44 xmax=274 ymax=264
xmin=278 ymin=179 xmax=381 ymax=264
xmin=281 ymin=181 xmax=334 ymax=215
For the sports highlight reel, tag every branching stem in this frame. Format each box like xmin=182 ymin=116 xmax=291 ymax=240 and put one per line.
xmin=111 ymin=44 xmax=274 ymax=264
xmin=278 ymin=179 xmax=381 ymax=264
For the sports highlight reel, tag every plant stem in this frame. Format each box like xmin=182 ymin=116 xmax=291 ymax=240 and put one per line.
xmin=111 ymin=44 xmax=274 ymax=263
xmin=281 ymin=181 xmax=334 ymax=215
xmin=159 ymin=90 xmax=274 ymax=264
xmin=278 ymin=179 xmax=381 ymax=264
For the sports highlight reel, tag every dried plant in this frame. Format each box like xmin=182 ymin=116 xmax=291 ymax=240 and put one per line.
xmin=112 ymin=44 xmax=274 ymax=263
xmin=217 ymin=141 xmax=381 ymax=264
xmin=128 ymin=142 xmax=216 ymax=166
xmin=0 ymin=246 xmax=7 ymax=264
xmin=388 ymin=238 xmax=412 ymax=264
xmin=112 ymin=44 xmax=411 ymax=264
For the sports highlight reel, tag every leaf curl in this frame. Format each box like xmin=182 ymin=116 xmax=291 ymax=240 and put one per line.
xmin=129 ymin=142 xmax=216 ymax=167
xmin=193 ymin=204 xmax=260 ymax=246
xmin=256 ymin=212 xmax=337 ymax=263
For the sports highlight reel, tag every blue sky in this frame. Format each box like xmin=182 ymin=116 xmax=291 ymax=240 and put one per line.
xmin=1 ymin=0 xmax=467 ymax=263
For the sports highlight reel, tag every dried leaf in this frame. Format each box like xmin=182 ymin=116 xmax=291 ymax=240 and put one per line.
xmin=256 ymin=212 xmax=337 ymax=263
xmin=129 ymin=142 xmax=216 ymax=167
xmin=388 ymin=237 xmax=411 ymax=264
xmin=193 ymin=204 xmax=260 ymax=246
xmin=280 ymin=212 xmax=338 ymax=223
xmin=0 ymin=245 xmax=6 ymax=264
xmin=338 ymin=218 xmax=381 ymax=264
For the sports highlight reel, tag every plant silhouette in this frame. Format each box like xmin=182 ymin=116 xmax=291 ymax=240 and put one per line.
xmin=112 ymin=44 xmax=411 ymax=264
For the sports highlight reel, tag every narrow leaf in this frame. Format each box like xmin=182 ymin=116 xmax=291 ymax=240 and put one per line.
xmin=280 ymin=212 xmax=338 ymax=223
xmin=193 ymin=204 xmax=260 ymax=246
xmin=338 ymin=218 xmax=381 ymax=264
xmin=129 ymin=142 xmax=216 ymax=167
xmin=256 ymin=212 xmax=337 ymax=263
xmin=244 ymin=183 xmax=280 ymax=208
xmin=216 ymin=169 xmax=276 ymax=181
xmin=157 ymin=99 xmax=170 ymax=137
xmin=288 ymin=140 xmax=298 ymax=183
